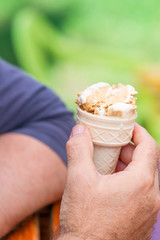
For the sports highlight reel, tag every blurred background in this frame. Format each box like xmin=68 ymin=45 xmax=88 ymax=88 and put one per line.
xmin=0 ymin=0 xmax=160 ymax=144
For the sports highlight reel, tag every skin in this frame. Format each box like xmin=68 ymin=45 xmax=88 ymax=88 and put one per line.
xmin=0 ymin=133 xmax=66 ymax=238
xmin=58 ymin=123 xmax=160 ymax=240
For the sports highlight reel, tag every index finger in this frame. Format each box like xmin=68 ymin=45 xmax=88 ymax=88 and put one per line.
xmin=130 ymin=123 xmax=160 ymax=174
xmin=132 ymin=123 xmax=154 ymax=146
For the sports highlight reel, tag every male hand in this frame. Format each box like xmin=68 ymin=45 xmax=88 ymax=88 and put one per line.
xmin=59 ymin=123 xmax=160 ymax=240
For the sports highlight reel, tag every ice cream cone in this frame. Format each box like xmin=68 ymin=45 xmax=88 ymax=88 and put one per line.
xmin=77 ymin=106 xmax=137 ymax=175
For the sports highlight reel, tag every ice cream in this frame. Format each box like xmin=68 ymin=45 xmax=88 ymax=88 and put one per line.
xmin=75 ymin=83 xmax=137 ymax=118
xmin=75 ymin=82 xmax=137 ymax=175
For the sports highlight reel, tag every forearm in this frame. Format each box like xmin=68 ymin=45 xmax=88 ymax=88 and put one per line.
xmin=56 ymin=233 xmax=103 ymax=240
xmin=0 ymin=133 xmax=66 ymax=237
xmin=56 ymin=234 xmax=82 ymax=240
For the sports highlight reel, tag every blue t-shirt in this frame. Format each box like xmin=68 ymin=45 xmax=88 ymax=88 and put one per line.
xmin=0 ymin=58 xmax=75 ymax=164
xmin=0 ymin=59 xmax=159 ymax=239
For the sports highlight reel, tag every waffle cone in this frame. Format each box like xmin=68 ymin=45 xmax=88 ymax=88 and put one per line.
xmin=77 ymin=106 xmax=137 ymax=175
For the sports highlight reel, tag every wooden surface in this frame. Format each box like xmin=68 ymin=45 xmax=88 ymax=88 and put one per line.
xmin=3 ymin=201 xmax=61 ymax=240
xmin=4 ymin=215 xmax=40 ymax=240
xmin=51 ymin=201 xmax=61 ymax=238
xmin=39 ymin=205 xmax=52 ymax=240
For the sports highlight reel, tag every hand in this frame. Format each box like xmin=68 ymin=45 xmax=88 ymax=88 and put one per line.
xmin=59 ymin=123 xmax=160 ymax=240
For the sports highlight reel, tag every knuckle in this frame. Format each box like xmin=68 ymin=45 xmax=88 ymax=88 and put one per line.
xmin=152 ymin=138 xmax=160 ymax=151
xmin=66 ymin=137 xmax=80 ymax=151
xmin=152 ymin=142 xmax=160 ymax=167
xmin=141 ymin=174 xmax=154 ymax=189
xmin=66 ymin=138 xmax=74 ymax=151
xmin=155 ymin=143 xmax=160 ymax=158
xmin=66 ymin=140 xmax=77 ymax=159
xmin=66 ymin=134 xmax=90 ymax=159
xmin=151 ymin=194 xmax=160 ymax=213
xmin=155 ymin=199 xmax=160 ymax=212
xmin=67 ymin=134 xmax=89 ymax=150
xmin=156 ymin=197 xmax=160 ymax=211
xmin=151 ymin=140 xmax=160 ymax=157
xmin=66 ymin=139 xmax=77 ymax=161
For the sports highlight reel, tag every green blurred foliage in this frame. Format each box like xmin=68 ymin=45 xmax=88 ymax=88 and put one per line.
xmin=0 ymin=0 xmax=160 ymax=144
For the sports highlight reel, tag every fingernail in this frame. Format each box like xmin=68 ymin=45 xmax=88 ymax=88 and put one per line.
xmin=71 ymin=124 xmax=85 ymax=136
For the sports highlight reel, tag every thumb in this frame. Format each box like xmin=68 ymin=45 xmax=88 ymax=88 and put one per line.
xmin=66 ymin=124 xmax=96 ymax=174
